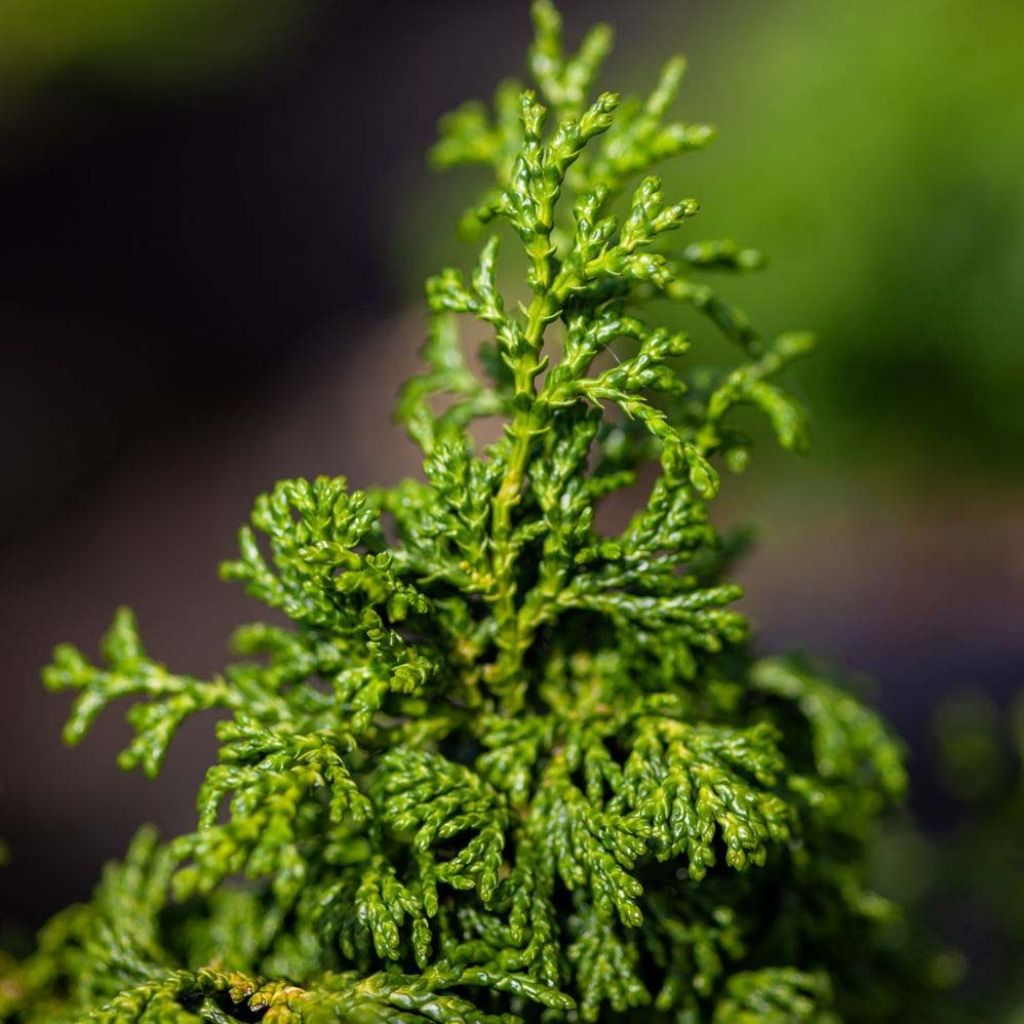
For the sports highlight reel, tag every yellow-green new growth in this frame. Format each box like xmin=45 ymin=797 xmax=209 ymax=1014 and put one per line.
xmin=2 ymin=4 xmax=908 ymax=1022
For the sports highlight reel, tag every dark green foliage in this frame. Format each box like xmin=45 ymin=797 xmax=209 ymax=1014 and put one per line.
xmin=918 ymin=694 xmax=1024 ymax=1022
xmin=2 ymin=4 xmax=910 ymax=1021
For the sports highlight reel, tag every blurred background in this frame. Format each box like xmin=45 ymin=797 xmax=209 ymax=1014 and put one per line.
xmin=1 ymin=0 xmax=1022 ymax=1014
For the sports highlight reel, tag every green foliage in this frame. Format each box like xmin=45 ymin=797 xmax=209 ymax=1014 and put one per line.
xmin=915 ymin=693 xmax=1024 ymax=1022
xmin=0 ymin=0 xmax=306 ymax=114
xmin=3 ymin=4 xmax=912 ymax=1022
xmin=655 ymin=0 xmax=1024 ymax=479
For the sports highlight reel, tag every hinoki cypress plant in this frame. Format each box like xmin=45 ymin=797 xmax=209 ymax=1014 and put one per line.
xmin=1 ymin=5 xmax=912 ymax=1022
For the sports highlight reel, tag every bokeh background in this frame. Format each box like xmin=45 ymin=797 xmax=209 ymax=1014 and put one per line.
xmin=1 ymin=0 xmax=1022 ymax=1013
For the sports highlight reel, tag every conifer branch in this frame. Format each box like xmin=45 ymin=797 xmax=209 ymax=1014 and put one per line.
xmin=2 ymin=5 xmax=915 ymax=1022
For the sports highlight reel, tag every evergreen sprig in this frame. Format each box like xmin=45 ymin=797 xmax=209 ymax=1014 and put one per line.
xmin=2 ymin=4 xmax=910 ymax=1022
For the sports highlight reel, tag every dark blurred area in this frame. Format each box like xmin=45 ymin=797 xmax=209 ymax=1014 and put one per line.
xmin=1 ymin=0 xmax=1023 ymax=1012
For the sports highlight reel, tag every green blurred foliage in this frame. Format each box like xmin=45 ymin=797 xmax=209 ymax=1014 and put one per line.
xmin=927 ymin=692 xmax=1024 ymax=1021
xmin=676 ymin=0 xmax=1024 ymax=484
xmin=0 ymin=0 xmax=309 ymax=114
xmin=934 ymin=694 xmax=1009 ymax=801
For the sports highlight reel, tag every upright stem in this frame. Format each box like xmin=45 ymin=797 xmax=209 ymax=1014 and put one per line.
xmin=486 ymin=288 xmax=555 ymax=709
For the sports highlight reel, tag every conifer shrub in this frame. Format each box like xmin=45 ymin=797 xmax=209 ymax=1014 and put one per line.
xmin=1 ymin=4 xmax=911 ymax=1021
